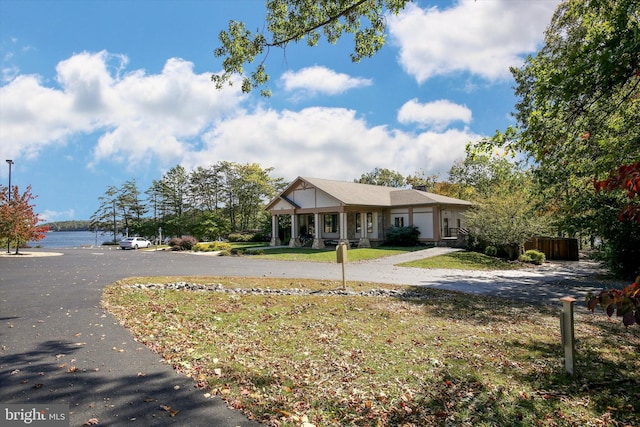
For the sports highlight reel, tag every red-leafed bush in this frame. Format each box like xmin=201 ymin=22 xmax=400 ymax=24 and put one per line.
xmin=586 ymin=276 xmax=640 ymax=327
xmin=594 ymin=162 xmax=640 ymax=223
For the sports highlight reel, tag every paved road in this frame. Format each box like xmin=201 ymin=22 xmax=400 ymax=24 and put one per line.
xmin=0 ymin=247 xmax=617 ymax=426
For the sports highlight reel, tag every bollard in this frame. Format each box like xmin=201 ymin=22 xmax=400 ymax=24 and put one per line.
xmin=336 ymin=242 xmax=348 ymax=290
xmin=560 ymin=296 xmax=576 ymax=375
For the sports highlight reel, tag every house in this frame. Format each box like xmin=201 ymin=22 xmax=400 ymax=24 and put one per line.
xmin=265 ymin=177 xmax=473 ymax=248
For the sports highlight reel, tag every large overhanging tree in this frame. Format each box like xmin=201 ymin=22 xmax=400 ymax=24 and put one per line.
xmin=213 ymin=0 xmax=409 ymax=96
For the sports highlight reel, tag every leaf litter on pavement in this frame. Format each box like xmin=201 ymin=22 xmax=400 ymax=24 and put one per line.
xmin=102 ymin=276 xmax=640 ymax=427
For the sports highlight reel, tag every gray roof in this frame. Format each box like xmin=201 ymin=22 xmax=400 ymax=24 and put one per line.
xmin=267 ymin=177 xmax=472 ymax=209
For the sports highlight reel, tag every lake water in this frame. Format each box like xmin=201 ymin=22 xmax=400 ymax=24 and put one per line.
xmin=29 ymin=230 xmax=113 ymax=248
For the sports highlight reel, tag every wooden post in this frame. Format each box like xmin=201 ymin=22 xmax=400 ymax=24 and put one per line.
xmin=560 ymin=296 xmax=576 ymax=375
xmin=336 ymin=242 xmax=348 ymax=290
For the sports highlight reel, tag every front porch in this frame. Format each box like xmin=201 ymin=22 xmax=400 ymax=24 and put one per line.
xmin=269 ymin=211 xmax=380 ymax=249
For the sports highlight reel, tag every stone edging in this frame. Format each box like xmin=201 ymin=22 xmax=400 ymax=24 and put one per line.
xmin=124 ymin=282 xmax=432 ymax=299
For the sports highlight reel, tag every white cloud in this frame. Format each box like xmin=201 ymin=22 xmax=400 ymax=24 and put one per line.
xmin=182 ymin=106 xmax=479 ymax=181
xmin=280 ymin=65 xmax=372 ymax=97
xmin=388 ymin=0 xmax=559 ymax=83
xmin=1 ymin=51 xmax=479 ymax=185
xmin=0 ymin=50 xmax=244 ymax=169
xmin=397 ymin=98 xmax=472 ymax=130
xmin=40 ymin=209 xmax=75 ymax=222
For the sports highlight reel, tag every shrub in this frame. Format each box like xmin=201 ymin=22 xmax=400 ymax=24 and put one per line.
xmin=518 ymin=254 xmax=532 ymax=263
xmin=484 ymin=245 xmax=498 ymax=257
xmin=587 ymin=276 xmax=640 ymax=327
xmin=228 ymin=233 xmax=255 ymax=242
xmin=525 ymin=249 xmax=546 ymax=265
xmin=168 ymin=237 xmax=182 ymax=251
xmin=179 ymin=236 xmax=198 ymax=251
xmin=384 ymin=226 xmax=420 ymax=246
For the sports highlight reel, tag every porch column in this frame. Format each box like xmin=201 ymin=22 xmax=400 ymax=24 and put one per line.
xmin=338 ymin=212 xmax=349 ymax=246
xmin=358 ymin=211 xmax=371 ymax=248
xmin=312 ymin=212 xmax=325 ymax=249
xmin=289 ymin=214 xmax=301 ymax=247
xmin=270 ymin=215 xmax=281 ymax=246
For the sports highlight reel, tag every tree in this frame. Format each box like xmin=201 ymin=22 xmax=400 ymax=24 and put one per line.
xmin=448 ymin=144 xmax=523 ymax=201
xmin=405 ymin=170 xmax=440 ymax=192
xmin=90 ymin=185 xmax=122 ymax=243
xmin=157 ymin=165 xmax=191 ymax=237
xmin=213 ymin=0 xmax=409 ymax=96
xmin=355 ymin=167 xmax=405 ymax=188
xmin=465 ymin=189 xmax=551 ymax=259
xmin=482 ymin=0 xmax=640 ymax=277
xmin=0 ymin=185 xmax=49 ymax=254
xmin=448 ymin=146 xmax=552 ymax=258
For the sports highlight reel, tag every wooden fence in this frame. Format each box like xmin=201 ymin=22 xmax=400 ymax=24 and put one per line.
xmin=525 ymin=237 xmax=579 ymax=261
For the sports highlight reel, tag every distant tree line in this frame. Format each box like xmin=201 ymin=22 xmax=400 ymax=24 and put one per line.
xmin=44 ymin=220 xmax=92 ymax=231
xmin=89 ymin=162 xmax=285 ymax=243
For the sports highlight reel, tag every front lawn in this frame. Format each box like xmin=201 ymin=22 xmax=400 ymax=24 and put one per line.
xmin=400 ymin=250 xmax=523 ymax=270
xmin=253 ymin=246 xmax=427 ymax=262
xmin=103 ymin=277 xmax=640 ymax=427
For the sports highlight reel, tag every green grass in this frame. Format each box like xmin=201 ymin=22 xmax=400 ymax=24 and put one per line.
xmin=252 ymin=246 xmax=428 ymax=262
xmin=400 ymin=250 xmax=523 ymax=270
xmin=103 ymin=276 xmax=640 ymax=427
xmin=229 ymin=241 xmax=270 ymax=250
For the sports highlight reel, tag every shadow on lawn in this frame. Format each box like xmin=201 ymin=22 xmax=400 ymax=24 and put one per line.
xmin=393 ymin=288 xmax=640 ymax=426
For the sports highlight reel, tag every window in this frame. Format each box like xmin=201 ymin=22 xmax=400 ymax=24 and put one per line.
xmin=367 ymin=213 xmax=373 ymax=233
xmin=394 ymin=217 xmax=404 ymax=227
xmin=324 ymin=214 xmax=338 ymax=233
xmin=356 ymin=213 xmax=362 ymax=233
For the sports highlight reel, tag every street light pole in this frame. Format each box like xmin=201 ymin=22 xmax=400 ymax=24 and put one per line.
xmin=6 ymin=160 xmax=14 ymax=254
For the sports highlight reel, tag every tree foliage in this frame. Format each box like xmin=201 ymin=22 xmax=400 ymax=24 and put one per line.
xmin=0 ymin=185 xmax=49 ymax=253
xmin=450 ymin=147 xmax=551 ymax=259
xmin=355 ymin=167 xmax=405 ymax=188
xmin=594 ymin=162 xmax=640 ymax=223
xmin=481 ymin=0 xmax=639 ymax=276
xmin=587 ymin=276 xmax=640 ymax=328
xmin=90 ymin=162 xmax=284 ymax=241
xmin=213 ymin=0 xmax=409 ymax=96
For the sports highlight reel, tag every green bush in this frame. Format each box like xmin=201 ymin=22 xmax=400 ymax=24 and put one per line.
xmin=484 ymin=245 xmax=498 ymax=257
xmin=518 ymin=254 xmax=532 ymax=263
xmin=228 ymin=233 xmax=255 ymax=242
xmin=525 ymin=249 xmax=546 ymax=265
xmin=384 ymin=226 xmax=420 ymax=246
xmin=519 ymin=249 xmax=545 ymax=265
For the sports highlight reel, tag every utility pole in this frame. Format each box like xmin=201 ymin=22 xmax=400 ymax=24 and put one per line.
xmin=5 ymin=160 xmax=14 ymax=254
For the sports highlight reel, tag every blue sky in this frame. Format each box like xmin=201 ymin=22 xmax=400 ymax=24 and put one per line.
xmin=0 ymin=0 xmax=560 ymax=222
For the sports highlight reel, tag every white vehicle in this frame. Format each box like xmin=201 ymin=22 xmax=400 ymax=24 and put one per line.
xmin=119 ymin=237 xmax=151 ymax=250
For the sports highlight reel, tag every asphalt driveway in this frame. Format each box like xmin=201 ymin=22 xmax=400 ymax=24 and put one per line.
xmin=0 ymin=247 xmax=616 ymax=426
